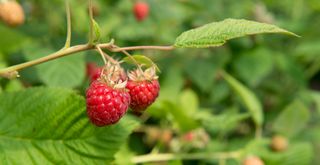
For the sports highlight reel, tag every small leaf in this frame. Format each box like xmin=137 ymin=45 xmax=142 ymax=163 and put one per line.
xmin=174 ymin=18 xmax=298 ymax=48
xmin=0 ymin=87 xmax=139 ymax=164
xmin=162 ymin=101 xmax=199 ymax=132
xmin=179 ymin=89 xmax=199 ymax=116
xmin=272 ymin=100 xmax=310 ymax=137
xmin=221 ymin=71 xmax=263 ymax=127
xmin=93 ymin=19 xmax=101 ymax=43
xmin=123 ymin=55 xmax=160 ymax=72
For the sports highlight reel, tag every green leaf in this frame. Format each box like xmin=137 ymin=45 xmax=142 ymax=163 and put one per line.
xmin=272 ymin=100 xmax=310 ymax=137
xmin=0 ymin=25 xmax=29 ymax=53
xmin=162 ymin=101 xmax=199 ymax=132
xmin=179 ymin=89 xmax=199 ymax=116
xmin=197 ymin=108 xmax=250 ymax=134
xmin=122 ymin=55 xmax=160 ymax=72
xmin=23 ymin=44 xmax=85 ymax=88
xmin=232 ymin=48 xmax=273 ymax=86
xmin=0 ymin=87 xmax=138 ymax=164
xmin=221 ymin=71 xmax=263 ymax=127
xmin=93 ymin=19 xmax=101 ymax=43
xmin=174 ymin=18 xmax=298 ymax=48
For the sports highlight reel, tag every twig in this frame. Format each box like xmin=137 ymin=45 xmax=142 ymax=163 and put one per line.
xmin=63 ymin=0 xmax=72 ymax=48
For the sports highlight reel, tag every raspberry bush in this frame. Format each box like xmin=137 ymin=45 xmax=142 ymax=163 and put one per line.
xmin=0 ymin=0 xmax=319 ymax=164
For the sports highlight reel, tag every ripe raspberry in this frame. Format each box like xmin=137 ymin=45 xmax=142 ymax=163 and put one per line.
xmin=86 ymin=62 xmax=130 ymax=126
xmin=86 ymin=62 xmax=102 ymax=82
xmin=126 ymin=67 xmax=160 ymax=112
xmin=0 ymin=1 xmax=25 ymax=27
xmin=133 ymin=1 xmax=149 ymax=21
xmin=243 ymin=156 xmax=264 ymax=165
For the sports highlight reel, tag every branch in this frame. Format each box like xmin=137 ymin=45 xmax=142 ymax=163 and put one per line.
xmin=0 ymin=43 xmax=115 ymax=78
xmin=131 ymin=151 xmax=240 ymax=164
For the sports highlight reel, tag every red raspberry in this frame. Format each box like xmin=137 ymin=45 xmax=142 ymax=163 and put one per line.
xmin=127 ymin=79 xmax=159 ymax=111
xmin=86 ymin=61 xmax=130 ymax=126
xmin=86 ymin=62 xmax=102 ymax=82
xmin=126 ymin=67 xmax=159 ymax=112
xmin=133 ymin=1 xmax=149 ymax=21
xmin=86 ymin=81 xmax=130 ymax=126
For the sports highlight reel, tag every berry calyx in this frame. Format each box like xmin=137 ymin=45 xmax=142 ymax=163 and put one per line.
xmin=133 ymin=1 xmax=149 ymax=21
xmin=0 ymin=1 xmax=25 ymax=27
xmin=270 ymin=135 xmax=288 ymax=152
xmin=126 ymin=66 xmax=160 ymax=112
xmin=86 ymin=62 xmax=130 ymax=126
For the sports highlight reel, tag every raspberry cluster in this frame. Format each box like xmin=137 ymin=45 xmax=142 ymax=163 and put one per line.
xmin=86 ymin=61 xmax=159 ymax=127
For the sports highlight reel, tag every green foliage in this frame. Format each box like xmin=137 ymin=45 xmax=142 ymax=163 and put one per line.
xmin=122 ymin=55 xmax=160 ymax=71
xmin=174 ymin=19 xmax=298 ymax=48
xmin=23 ymin=44 xmax=85 ymax=88
xmin=0 ymin=0 xmax=319 ymax=164
xmin=221 ymin=71 xmax=263 ymax=127
xmin=272 ymin=100 xmax=310 ymax=137
xmin=0 ymin=88 xmax=139 ymax=164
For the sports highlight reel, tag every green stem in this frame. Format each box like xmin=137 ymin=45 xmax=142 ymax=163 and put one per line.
xmin=63 ymin=0 xmax=72 ymax=48
xmin=88 ymin=0 xmax=94 ymax=44
xmin=0 ymin=44 xmax=94 ymax=78
xmin=131 ymin=151 xmax=240 ymax=164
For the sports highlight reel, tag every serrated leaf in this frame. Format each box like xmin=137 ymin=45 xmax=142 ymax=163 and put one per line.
xmin=93 ymin=19 xmax=101 ymax=43
xmin=221 ymin=71 xmax=263 ymax=127
xmin=123 ymin=55 xmax=160 ymax=72
xmin=174 ymin=18 xmax=298 ymax=48
xmin=272 ymin=100 xmax=310 ymax=137
xmin=23 ymin=44 xmax=85 ymax=88
xmin=0 ymin=87 xmax=138 ymax=164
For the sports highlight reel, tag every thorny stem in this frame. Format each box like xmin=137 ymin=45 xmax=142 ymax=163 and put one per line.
xmin=88 ymin=0 xmax=94 ymax=44
xmin=63 ymin=0 xmax=72 ymax=49
xmin=111 ymin=45 xmax=175 ymax=52
xmin=131 ymin=151 xmax=241 ymax=164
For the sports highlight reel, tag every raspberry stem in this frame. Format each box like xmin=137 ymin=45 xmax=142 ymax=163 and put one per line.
xmin=96 ymin=45 xmax=118 ymax=64
xmin=63 ymin=0 xmax=72 ymax=49
xmin=88 ymin=0 xmax=94 ymax=44
xmin=111 ymin=45 xmax=144 ymax=74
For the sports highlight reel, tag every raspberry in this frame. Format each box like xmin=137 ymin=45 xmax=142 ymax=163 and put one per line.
xmin=86 ymin=61 xmax=130 ymax=126
xmin=86 ymin=81 xmax=130 ymax=126
xmin=270 ymin=135 xmax=288 ymax=152
xmin=126 ymin=67 xmax=160 ymax=112
xmin=133 ymin=1 xmax=149 ymax=21
xmin=0 ymin=1 xmax=25 ymax=27
xmin=86 ymin=62 xmax=102 ymax=82
xmin=243 ymin=156 xmax=264 ymax=165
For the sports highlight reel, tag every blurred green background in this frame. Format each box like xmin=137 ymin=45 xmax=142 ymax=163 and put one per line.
xmin=1 ymin=0 xmax=320 ymax=164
